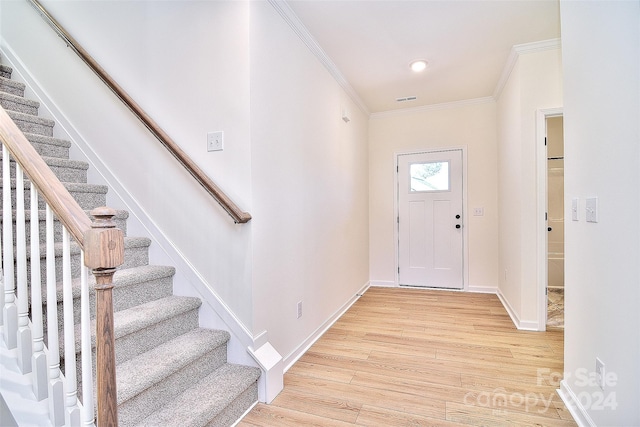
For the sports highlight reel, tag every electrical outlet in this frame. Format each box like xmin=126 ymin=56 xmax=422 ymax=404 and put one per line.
xmin=297 ymin=301 xmax=303 ymax=319
xmin=596 ymin=358 xmax=605 ymax=390
xmin=473 ymin=207 xmax=484 ymax=216
xmin=207 ymin=131 xmax=224 ymax=152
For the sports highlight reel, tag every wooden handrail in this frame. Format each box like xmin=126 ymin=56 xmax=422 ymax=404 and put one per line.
xmin=27 ymin=0 xmax=252 ymax=224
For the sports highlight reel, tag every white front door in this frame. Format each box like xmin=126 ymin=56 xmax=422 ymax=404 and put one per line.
xmin=397 ymin=149 xmax=463 ymax=289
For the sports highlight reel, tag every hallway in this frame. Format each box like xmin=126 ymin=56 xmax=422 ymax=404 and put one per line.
xmin=240 ymin=287 xmax=575 ymax=426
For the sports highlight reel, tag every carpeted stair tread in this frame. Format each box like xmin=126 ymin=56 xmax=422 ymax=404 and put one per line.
xmin=0 ymin=91 xmax=39 ymax=115
xmin=136 ymin=363 xmax=261 ymax=427
xmin=41 ymin=264 xmax=175 ymax=305
xmin=0 ymin=208 xmax=128 ymax=242
xmin=117 ymin=328 xmax=231 ymax=403
xmin=26 ymin=236 xmax=151 ymax=284
xmin=1 ymin=153 xmax=89 ymax=183
xmin=30 ymin=236 xmax=151 ymax=259
xmin=0 ymin=75 xmax=25 ymax=97
xmin=63 ymin=295 xmax=202 ymax=355
xmin=1 ymin=178 xmax=109 ymax=209
xmin=6 ymin=109 xmax=55 ymax=137
xmin=23 ymin=132 xmax=71 ymax=159
xmin=0 ymin=208 xmax=128 ymax=222
xmin=1 ymin=178 xmax=108 ymax=194
xmin=112 ymin=295 xmax=201 ymax=340
xmin=98 ymin=264 xmax=175 ymax=289
xmin=0 ymin=153 xmax=89 ymax=171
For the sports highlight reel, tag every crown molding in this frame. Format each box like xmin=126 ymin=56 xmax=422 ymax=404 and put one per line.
xmin=370 ymin=96 xmax=495 ymax=119
xmin=268 ymin=0 xmax=370 ymax=117
xmin=493 ymin=38 xmax=562 ymax=100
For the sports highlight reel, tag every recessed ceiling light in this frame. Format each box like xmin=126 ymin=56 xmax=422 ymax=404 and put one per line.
xmin=410 ymin=60 xmax=428 ymax=72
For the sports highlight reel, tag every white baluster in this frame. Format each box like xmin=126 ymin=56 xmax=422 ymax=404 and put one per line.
xmin=80 ymin=256 xmax=95 ymax=426
xmin=2 ymin=144 xmax=17 ymax=348
xmin=30 ymin=186 xmax=47 ymax=400
xmin=15 ymin=163 xmax=32 ymax=373
xmin=46 ymin=206 xmax=64 ymax=427
xmin=62 ymin=227 xmax=80 ymax=425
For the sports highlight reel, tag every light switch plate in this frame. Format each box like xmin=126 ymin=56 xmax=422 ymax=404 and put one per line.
xmin=586 ymin=197 xmax=598 ymax=223
xmin=595 ymin=357 xmax=605 ymax=390
xmin=207 ymin=131 xmax=224 ymax=152
xmin=572 ymin=198 xmax=579 ymax=221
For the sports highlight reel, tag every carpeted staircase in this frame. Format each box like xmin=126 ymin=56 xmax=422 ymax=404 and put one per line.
xmin=0 ymin=62 xmax=260 ymax=426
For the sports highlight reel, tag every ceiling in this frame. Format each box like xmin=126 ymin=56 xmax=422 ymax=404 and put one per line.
xmin=285 ymin=0 xmax=561 ymax=114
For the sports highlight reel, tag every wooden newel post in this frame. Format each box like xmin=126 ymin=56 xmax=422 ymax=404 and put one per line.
xmin=84 ymin=207 xmax=124 ymax=426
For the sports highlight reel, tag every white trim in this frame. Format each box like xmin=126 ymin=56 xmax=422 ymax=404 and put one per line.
xmin=557 ymin=381 xmax=597 ymax=427
xmin=247 ymin=341 xmax=283 ymax=404
xmin=536 ymin=108 xmax=564 ymax=332
xmin=496 ymin=288 xmax=519 ymax=328
xmin=493 ymin=38 xmax=562 ymax=100
xmin=281 ymin=281 xmax=370 ymax=372
xmin=394 ymin=147 xmax=469 ymax=291
xmin=496 ymin=288 xmax=540 ymax=331
xmin=371 ymin=97 xmax=494 ymax=119
xmin=467 ymin=285 xmax=498 ymax=294
xmin=231 ymin=400 xmax=259 ymax=427
xmin=369 ymin=280 xmax=396 ymax=288
xmin=514 ymin=38 xmax=562 ymax=55
xmin=517 ymin=320 xmax=541 ymax=331
xmin=269 ymin=0 xmax=370 ymax=116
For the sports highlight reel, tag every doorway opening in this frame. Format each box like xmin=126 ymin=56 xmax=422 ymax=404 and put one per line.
xmin=536 ymin=108 xmax=563 ymax=331
xmin=546 ymin=116 xmax=565 ymax=329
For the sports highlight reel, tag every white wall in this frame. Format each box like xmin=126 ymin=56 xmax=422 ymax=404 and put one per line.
xmin=249 ymin=2 xmax=370 ymax=366
xmin=496 ymin=48 xmax=563 ymax=327
xmin=369 ymin=100 xmax=499 ymax=291
xmin=1 ymin=0 xmax=256 ymax=331
xmin=560 ymin=1 xmax=639 ymax=425
xmin=1 ymin=0 xmax=371 ymax=370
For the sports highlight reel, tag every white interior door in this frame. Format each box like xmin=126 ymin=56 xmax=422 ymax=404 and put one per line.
xmin=397 ymin=149 xmax=463 ymax=289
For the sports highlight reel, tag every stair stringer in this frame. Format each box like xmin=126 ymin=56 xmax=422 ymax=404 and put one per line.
xmin=0 ymin=45 xmax=284 ymax=404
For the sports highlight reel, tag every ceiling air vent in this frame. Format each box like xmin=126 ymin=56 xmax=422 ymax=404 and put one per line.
xmin=396 ymin=96 xmax=417 ymax=102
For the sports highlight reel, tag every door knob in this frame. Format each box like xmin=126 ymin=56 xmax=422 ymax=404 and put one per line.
xmin=456 ymin=224 xmax=461 ymax=229
xmin=455 ymin=214 xmax=461 ymax=219
xmin=548 ymin=227 xmax=553 ymax=231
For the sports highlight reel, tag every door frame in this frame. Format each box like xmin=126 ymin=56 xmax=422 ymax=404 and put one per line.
xmin=536 ymin=108 xmax=563 ymax=331
xmin=394 ymin=147 xmax=469 ymax=289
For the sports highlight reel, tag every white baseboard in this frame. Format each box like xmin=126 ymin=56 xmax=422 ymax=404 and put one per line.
xmin=372 ymin=281 xmax=499 ymax=294
xmin=370 ymin=280 xmax=396 ymax=287
xmin=496 ymin=288 xmax=540 ymax=331
xmin=467 ymin=285 xmax=498 ymax=294
xmin=557 ymin=381 xmax=596 ymax=427
xmin=496 ymin=288 xmax=520 ymax=327
xmin=282 ymin=281 xmax=370 ymax=372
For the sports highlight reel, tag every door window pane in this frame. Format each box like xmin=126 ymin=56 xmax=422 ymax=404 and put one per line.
xmin=410 ymin=161 xmax=449 ymax=192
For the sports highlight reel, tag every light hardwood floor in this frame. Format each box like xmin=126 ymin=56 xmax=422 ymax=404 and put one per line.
xmin=239 ymin=287 xmax=577 ymax=426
